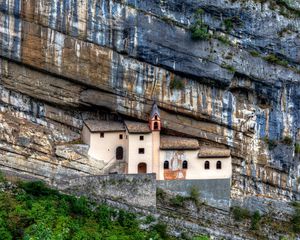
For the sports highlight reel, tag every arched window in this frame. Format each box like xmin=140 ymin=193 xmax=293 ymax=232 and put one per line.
xmin=204 ymin=161 xmax=210 ymax=170
xmin=164 ymin=161 xmax=169 ymax=169
xmin=116 ymin=146 xmax=123 ymax=160
xmin=216 ymin=161 xmax=222 ymax=169
xmin=138 ymin=162 xmax=147 ymax=174
xmin=182 ymin=160 xmax=188 ymax=169
xmin=154 ymin=122 xmax=159 ymax=130
xmin=155 ymin=115 xmax=158 ymax=120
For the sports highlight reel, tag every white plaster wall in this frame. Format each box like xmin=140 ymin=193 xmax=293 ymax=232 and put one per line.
xmin=127 ymin=133 xmax=153 ymax=174
xmin=152 ymin=131 xmax=160 ymax=179
xmin=88 ymin=131 xmax=127 ymax=163
xmin=159 ymin=150 xmax=232 ymax=180
xmin=82 ymin=125 xmax=90 ymax=145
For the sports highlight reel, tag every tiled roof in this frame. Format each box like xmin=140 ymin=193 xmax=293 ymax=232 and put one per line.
xmin=124 ymin=121 xmax=151 ymax=133
xmin=198 ymin=147 xmax=231 ymax=158
xmin=84 ymin=120 xmax=125 ymax=132
xmin=150 ymin=103 xmax=160 ymax=118
xmin=160 ymin=136 xmax=200 ymax=150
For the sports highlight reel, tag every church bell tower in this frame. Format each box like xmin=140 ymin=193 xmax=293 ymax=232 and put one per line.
xmin=149 ymin=103 xmax=161 ymax=179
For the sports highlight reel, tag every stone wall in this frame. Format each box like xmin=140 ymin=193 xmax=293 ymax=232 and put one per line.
xmin=158 ymin=179 xmax=231 ymax=210
xmin=56 ymin=173 xmax=157 ymax=209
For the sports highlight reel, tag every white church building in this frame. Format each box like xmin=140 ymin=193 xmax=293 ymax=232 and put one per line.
xmin=82 ymin=104 xmax=232 ymax=181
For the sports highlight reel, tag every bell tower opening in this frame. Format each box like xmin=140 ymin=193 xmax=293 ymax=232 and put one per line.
xmin=149 ymin=103 xmax=161 ymax=131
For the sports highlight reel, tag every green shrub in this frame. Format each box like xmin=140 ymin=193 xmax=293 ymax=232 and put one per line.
xmin=0 ymin=226 xmax=13 ymax=240
xmin=117 ymin=209 xmax=138 ymax=228
xmin=251 ymin=211 xmax=261 ymax=230
xmin=282 ymin=136 xmax=293 ymax=145
xmin=190 ymin=8 xmax=209 ymax=41
xmin=144 ymin=215 xmax=156 ymax=224
xmin=19 ymin=181 xmax=59 ymax=197
xmin=0 ymin=181 xmax=177 ymax=240
xmin=190 ymin=21 xmax=210 ymax=40
xmin=152 ymin=222 xmax=168 ymax=239
xmin=156 ymin=188 xmax=166 ymax=200
xmin=170 ymin=195 xmax=186 ymax=207
xmin=170 ymin=77 xmax=185 ymax=90
xmin=224 ymin=18 xmax=233 ymax=32
xmin=189 ymin=186 xmax=200 ymax=204
xmin=216 ymin=35 xmax=231 ymax=45
xmin=250 ymin=50 xmax=260 ymax=57
xmin=69 ymin=196 xmax=91 ymax=216
xmin=263 ymin=136 xmax=278 ymax=150
xmin=96 ymin=205 xmax=114 ymax=228
xmin=193 ymin=236 xmax=210 ymax=240
xmin=231 ymin=206 xmax=251 ymax=221
xmin=221 ymin=64 xmax=236 ymax=73
xmin=0 ymin=172 xmax=5 ymax=182
xmin=291 ymin=201 xmax=300 ymax=233
xmin=263 ymin=54 xmax=289 ymax=67
xmin=68 ymin=138 xmax=84 ymax=144
xmin=295 ymin=143 xmax=300 ymax=154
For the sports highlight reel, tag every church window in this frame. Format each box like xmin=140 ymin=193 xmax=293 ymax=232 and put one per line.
xmin=182 ymin=160 xmax=188 ymax=169
xmin=116 ymin=147 xmax=123 ymax=160
xmin=204 ymin=161 xmax=210 ymax=170
xmin=139 ymin=148 xmax=145 ymax=154
xmin=164 ymin=161 xmax=169 ymax=169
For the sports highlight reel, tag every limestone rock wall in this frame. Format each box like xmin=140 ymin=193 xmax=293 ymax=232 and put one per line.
xmin=0 ymin=0 xmax=299 ymax=200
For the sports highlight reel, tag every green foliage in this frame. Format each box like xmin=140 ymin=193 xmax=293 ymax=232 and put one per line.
xmin=291 ymin=201 xmax=300 ymax=233
xmin=251 ymin=211 xmax=261 ymax=230
xmin=69 ymin=196 xmax=91 ymax=216
xmin=144 ymin=215 xmax=156 ymax=224
xmin=224 ymin=18 xmax=233 ymax=32
xmin=0 ymin=181 xmax=179 ymax=240
xmin=263 ymin=54 xmax=289 ymax=67
xmin=19 ymin=181 xmax=59 ymax=197
xmin=216 ymin=35 xmax=231 ymax=45
xmin=231 ymin=206 xmax=251 ymax=221
xmin=195 ymin=8 xmax=204 ymax=16
xmin=189 ymin=186 xmax=200 ymax=205
xmin=250 ymin=50 xmax=260 ymax=57
xmin=193 ymin=236 xmax=210 ymax=240
xmin=170 ymin=76 xmax=185 ymax=90
xmin=0 ymin=171 xmax=5 ymax=182
xmin=221 ymin=64 xmax=236 ymax=73
xmin=190 ymin=9 xmax=209 ymax=41
xmin=152 ymin=222 xmax=168 ymax=239
xmin=263 ymin=136 xmax=278 ymax=150
xmin=68 ymin=138 xmax=84 ymax=144
xmin=170 ymin=195 xmax=186 ymax=207
xmin=156 ymin=188 xmax=167 ymax=200
xmin=190 ymin=21 xmax=210 ymax=40
xmin=295 ymin=143 xmax=300 ymax=154
xmin=282 ymin=136 xmax=293 ymax=145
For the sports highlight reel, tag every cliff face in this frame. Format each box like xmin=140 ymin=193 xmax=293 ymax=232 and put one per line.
xmin=0 ymin=0 xmax=299 ymax=199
